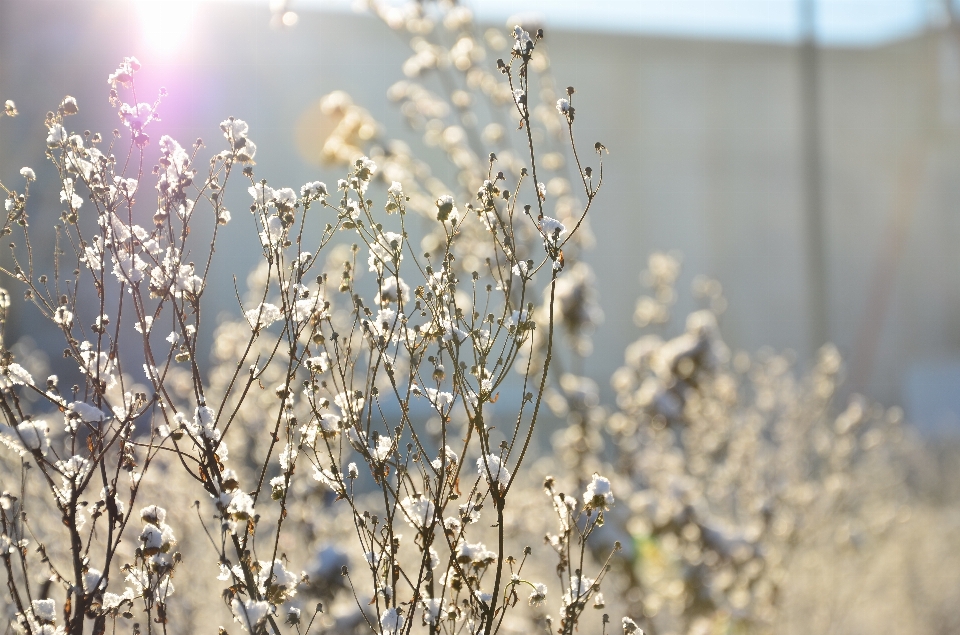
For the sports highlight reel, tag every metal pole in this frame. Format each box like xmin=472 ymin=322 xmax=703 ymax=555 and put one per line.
xmin=799 ymin=0 xmax=829 ymax=353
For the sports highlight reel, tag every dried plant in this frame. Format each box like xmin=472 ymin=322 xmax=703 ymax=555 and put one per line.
xmin=0 ymin=5 xmax=631 ymax=634
xmin=0 ymin=4 xmax=944 ymax=635
xmin=545 ymin=252 xmax=917 ymax=635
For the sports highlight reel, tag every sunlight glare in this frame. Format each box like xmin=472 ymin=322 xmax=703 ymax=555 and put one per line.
xmin=135 ymin=0 xmax=198 ymax=54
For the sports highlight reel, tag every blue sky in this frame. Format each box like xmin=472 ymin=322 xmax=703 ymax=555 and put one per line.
xmin=275 ymin=0 xmax=952 ymax=46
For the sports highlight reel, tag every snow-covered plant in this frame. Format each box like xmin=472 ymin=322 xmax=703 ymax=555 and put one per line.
xmin=0 ymin=5 xmax=634 ymax=634
xmin=543 ymin=251 xmax=918 ymax=634
xmin=2 ymin=3 xmax=934 ymax=635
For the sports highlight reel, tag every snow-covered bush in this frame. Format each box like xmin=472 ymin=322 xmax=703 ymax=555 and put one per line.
xmin=0 ymin=5 xmax=628 ymax=634
xmin=0 ymin=3 xmax=941 ymax=635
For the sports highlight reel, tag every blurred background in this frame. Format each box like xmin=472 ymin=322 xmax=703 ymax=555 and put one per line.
xmin=2 ymin=0 xmax=960 ymax=435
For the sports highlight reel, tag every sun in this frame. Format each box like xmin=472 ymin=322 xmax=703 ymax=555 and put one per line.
xmin=134 ymin=0 xmax=198 ymax=55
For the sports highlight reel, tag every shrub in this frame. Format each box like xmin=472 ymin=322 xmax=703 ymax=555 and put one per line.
xmin=0 ymin=6 xmax=623 ymax=635
xmin=0 ymin=4 xmax=935 ymax=635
